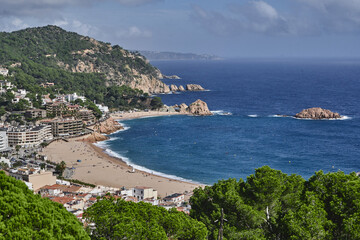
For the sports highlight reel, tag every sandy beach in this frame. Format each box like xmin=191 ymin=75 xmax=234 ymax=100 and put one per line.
xmin=111 ymin=110 xmax=186 ymax=120
xmin=42 ymin=111 xmax=203 ymax=198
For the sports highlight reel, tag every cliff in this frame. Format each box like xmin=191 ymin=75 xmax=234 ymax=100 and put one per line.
xmin=295 ymin=108 xmax=341 ymax=119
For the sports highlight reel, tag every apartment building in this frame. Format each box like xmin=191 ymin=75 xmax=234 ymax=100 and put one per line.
xmin=7 ymin=125 xmax=53 ymax=147
xmin=49 ymin=118 xmax=83 ymax=137
xmin=25 ymin=109 xmax=47 ymax=119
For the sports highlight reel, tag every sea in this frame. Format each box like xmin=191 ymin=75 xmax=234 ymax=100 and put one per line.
xmin=96 ymin=59 xmax=360 ymax=185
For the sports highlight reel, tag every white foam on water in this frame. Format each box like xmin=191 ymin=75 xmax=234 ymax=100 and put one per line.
xmin=211 ymin=110 xmax=233 ymax=116
xmin=292 ymin=115 xmax=352 ymax=121
xmin=248 ymin=114 xmax=258 ymax=118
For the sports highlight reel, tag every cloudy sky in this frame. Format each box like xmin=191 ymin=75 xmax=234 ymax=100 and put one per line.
xmin=1 ymin=0 xmax=360 ymax=57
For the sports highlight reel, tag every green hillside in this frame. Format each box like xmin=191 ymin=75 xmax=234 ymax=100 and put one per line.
xmin=0 ymin=25 xmax=167 ymax=110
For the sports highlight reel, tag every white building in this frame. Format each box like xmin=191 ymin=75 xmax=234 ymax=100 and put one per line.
xmin=0 ymin=131 xmax=10 ymax=152
xmin=96 ymin=104 xmax=109 ymax=113
xmin=0 ymin=68 xmax=8 ymax=76
xmin=0 ymin=80 xmax=13 ymax=92
xmin=7 ymin=125 xmax=53 ymax=147
xmin=65 ymin=93 xmax=86 ymax=103
xmin=132 ymin=186 xmax=158 ymax=201
xmin=162 ymin=193 xmax=185 ymax=206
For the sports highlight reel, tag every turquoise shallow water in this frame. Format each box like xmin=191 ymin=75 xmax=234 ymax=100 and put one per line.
xmin=98 ymin=59 xmax=360 ymax=184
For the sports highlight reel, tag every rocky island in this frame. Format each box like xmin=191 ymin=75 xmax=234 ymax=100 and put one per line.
xmin=295 ymin=107 xmax=341 ymax=119
xmin=173 ymin=99 xmax=212 ymax=116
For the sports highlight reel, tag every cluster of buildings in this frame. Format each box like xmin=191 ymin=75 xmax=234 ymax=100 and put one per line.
xmin=3 ymin=155 xmax=190 ymax=222
xmin=0 ymin=80 xmax=112 ymax=150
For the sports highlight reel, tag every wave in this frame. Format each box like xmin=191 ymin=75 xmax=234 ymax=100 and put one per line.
xmin=269 ymin=114 xmax=287 ymax=118
xmin=292 ymin=115 xmax=352 ymax=121
xmin=97 ymin=146 xmax=199 ymax=184
xmin=211 ymin=110 xmax=232 ymax=116
xmin=248 ymin=114 xmax=258 ymax=118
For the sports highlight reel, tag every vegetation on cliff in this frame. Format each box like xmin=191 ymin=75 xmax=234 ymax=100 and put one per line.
xmin=0 ymin=171 xmax=89 ymax=239
xmin=0 ymin=25 xmax=165 ymax=110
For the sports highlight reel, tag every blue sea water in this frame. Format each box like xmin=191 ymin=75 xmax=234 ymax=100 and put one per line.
xmin=98 ymin=59 xmax=360 ymax=184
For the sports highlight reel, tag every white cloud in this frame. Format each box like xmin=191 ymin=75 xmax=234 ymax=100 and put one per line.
xmin=117 ymin=26 xmax=152 ymax=38
xmin=192 ymin=1 xmax=291 ymax=36
xmin=192 ymin=0 xmax=360 ymax=36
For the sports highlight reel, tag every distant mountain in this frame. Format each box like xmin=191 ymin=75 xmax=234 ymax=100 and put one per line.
xmin=137 ymin=51 xmax=222 ymax=61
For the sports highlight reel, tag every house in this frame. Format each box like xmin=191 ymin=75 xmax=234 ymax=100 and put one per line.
xmin=10 ymin=169 xmax=56 ymax=192
xmin=162 ymin=193 xmax=185 ymax=206
xmin=132 ymin=186 xmax=158 ymax=201
xmin=0 ymin=67 xmax=9 ymax=76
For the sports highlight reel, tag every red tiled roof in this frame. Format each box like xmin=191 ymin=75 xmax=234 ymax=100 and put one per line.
xmin=50 ymin=196 xmax=74 ymax=205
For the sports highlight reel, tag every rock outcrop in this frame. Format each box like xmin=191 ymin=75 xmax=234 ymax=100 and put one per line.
xmin=162 ymin=75 xmax=181 ymax=79
xmin=93 ymin=117 xmax=123 ymax=134
xmin=188 ymin=99 xmax=212 ymax=116
xmin=80 ymin=132 xmax=109 ymax=143
xmin=173 ymin=103 xmax=189 ymax=114
xmin=178 ymin=85 xmax=185 ymax=91
xmin=295 ymin=107 xmax=341 ymax=119
xmin=186 ymin=84 xmax=205 ymax=91
xmin=170 ymin=84 xmax=179 ymax=92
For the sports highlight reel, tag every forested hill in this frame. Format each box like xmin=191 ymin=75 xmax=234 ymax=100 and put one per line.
xmin=0 ymin=25 xmax=170 ymax=95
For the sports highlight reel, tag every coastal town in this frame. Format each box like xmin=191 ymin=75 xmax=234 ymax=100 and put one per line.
xmin=0 ymin=64 xmax=208 ymax=221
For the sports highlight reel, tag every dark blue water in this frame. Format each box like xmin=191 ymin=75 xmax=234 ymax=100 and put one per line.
xmin=99 ymin=59 xmax=360 ymax=184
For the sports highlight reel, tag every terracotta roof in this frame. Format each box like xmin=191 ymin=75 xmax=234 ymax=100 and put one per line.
xmin=64 ymin=186 xmax=82 ymax=193
xmin=50 ymin=196 xmax=74 ymax=205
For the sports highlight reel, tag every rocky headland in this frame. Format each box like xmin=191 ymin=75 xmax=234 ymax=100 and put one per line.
xmin=80 ymin=132 xmax=109 ymax=143
xmin=162 ymin=74 xmax=181 ymax=79
xmin=186 ymin=84 xmax=205 ymax=91
xmin=93 ymin=117 xmax=124 ymax=134
xmin=294 ymin=107 xmax=341 ymax=119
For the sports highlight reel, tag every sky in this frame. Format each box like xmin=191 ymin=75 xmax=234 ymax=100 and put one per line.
xmin=1 ymin=0 xmax=360 ymax=58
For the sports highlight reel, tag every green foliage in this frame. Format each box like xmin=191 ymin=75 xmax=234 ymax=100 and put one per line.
xmin=84 ymin=100 xmax=102 ymax=119
xmin=84 ymin=198 xmax=208 ymax=239
xmin=55 ymin=161 xmax=66 ymax=177
xmin=0 ymin=172 xmax=89 ymax=239
xmin=150 ymin=96 xmax=164 ymax=110
xmin=190 ymin=166 xmax=360 ymax=240
xmin=0 ymin=25 xmax=161 ymax=110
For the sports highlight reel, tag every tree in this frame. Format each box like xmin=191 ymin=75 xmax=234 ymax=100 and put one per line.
xmin=55 ymin=161 xmax=66 ymax=177
xmin=150 ymin=96 xmax=163 ymax=110
xmin=84 ymin=197 xmax=208 ymax=239
xmin=0 ymin=172 xmax=90 ymax=239
xmin=190 ymin=166 xmax=360 ymax=240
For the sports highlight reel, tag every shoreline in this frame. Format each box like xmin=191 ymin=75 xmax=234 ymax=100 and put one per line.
xmin=110 ymin=110 xmax=187 ymax=121
xmin=42 ymin=111 xmax=204 ymax=198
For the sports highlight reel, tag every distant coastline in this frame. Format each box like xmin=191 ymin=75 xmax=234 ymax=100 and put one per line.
xmin=137 ymin=50 xmax=223 ymax=61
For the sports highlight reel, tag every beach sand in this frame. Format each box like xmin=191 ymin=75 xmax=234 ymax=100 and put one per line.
xmin=111 ymin=110 xmax=186 ymax=121
xmin=42 ymin=112 xmax=203 ymax=198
